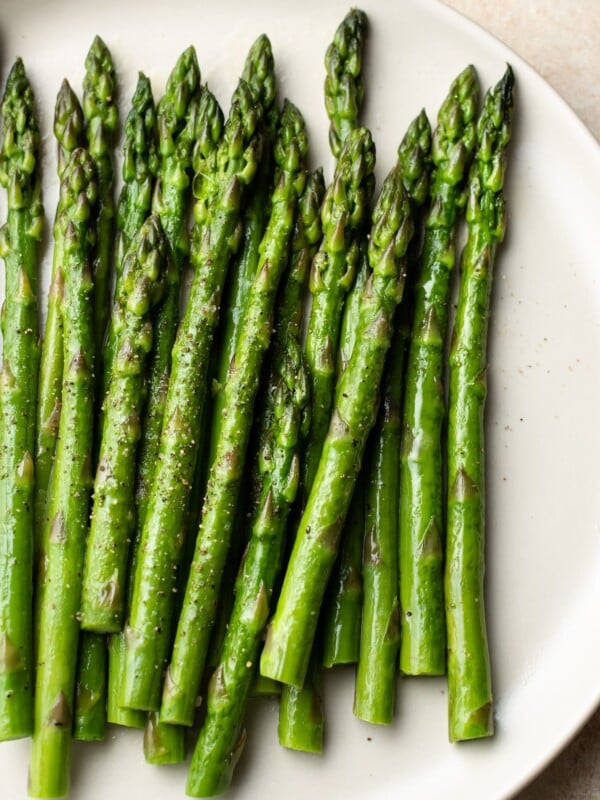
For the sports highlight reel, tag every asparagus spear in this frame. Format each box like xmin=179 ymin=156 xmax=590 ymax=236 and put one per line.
xmin=209 ymin=34 xmax=276 ymax=461
xmin=185 ymin=168 xmax=324 ymax=797
xmin=82 ymin=35 xmax=118 ymax=362
xmin=320 ymin=249 xmax=368 ymax=668
xmin=446 ymin=67 xmax=514 ymax=742
xmin=282 ymin=131 xmax=373 ymax=746
xmin=282 ymin=17 xmax=371 ymax=733
xmin=121 ymin=79 xmax=263 ymax=714
xmin=260 ymin=161 xmax=414 ymax=689
xmin=354 ymin=109 xmax=432 ymax=724
xmin=73 ymin=43 xmax=122 ymax=738
xmin=324 ymin=8 xmax=368 ymax=158
xmin=131 ymin=47 xmax=204 ymax=533
xmin=285 ymin=19 xmax=371 ymax=732
xmin=353 ymin=324 xmax=404 ymax=724
xmin=73 ymin=78 xmax=160 ymax=742
xmin=162 ymin=99 xmax=307 ymax=729
xmin=102 ymin=72 xmax=159 ymax=393
xmin=399 ymin=65 xmax=478 ymax=676
xmin=105 ymin=50 xmax=208 ymax=728
xmin=76 ymin=41 xmax=119 ymax=740
xmin=28 ymin=148 xmax=97 ymax=799
xmin=197 ymin=37 xmax=278 ymax=664
xmin=0 ymin=58 xmax=43 ymax=742
xmin=34 ymin=80 xmax=84 ymax=562
xmin=303 ymin=126 xmax=375 ymax=492
xmin=81 ymin=215 xmax=168 ymax=632
xmin=210 ymin=34 xmax=276 ymax=396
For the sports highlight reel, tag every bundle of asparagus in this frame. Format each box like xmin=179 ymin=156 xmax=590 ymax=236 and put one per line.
xmin=0 ymin=8 xmax=514 ymax=799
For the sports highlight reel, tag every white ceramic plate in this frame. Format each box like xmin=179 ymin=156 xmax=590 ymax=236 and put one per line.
xmin=1 ymin=0 xmax=599 ymax=798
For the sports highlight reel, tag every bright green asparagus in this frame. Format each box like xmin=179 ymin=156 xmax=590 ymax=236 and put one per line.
xmin=162 ymin=99 xmax=307 ymax=729
xmin=0 ymin=58 xmax=43 ymax=742
xmin=186 ymin=168 xmax=324 ymax=797
xmin=102 ymin=72 xmax=159 ymax=393
xmin=290 ymin=9 xmax=370 ymax=696
xmin=34 ymin=79 xmax=84 ymax=562
xmin=130 ymin=49 xmax=206 ymax=532
xmin=81 ymin=215 xmax=168 ymax=632
xmin=320 ymin=248 xmax=368 ymax=668
xmin=399 ymin=66 xmax=478 ymax=676
xmin=354 ymin=109 xmax=432 ymax=723
xmin=281 ymin=17 xmax=371 ymax=737
xmin=75 ymin=42 xmax=124 ymax=742
xmin=106 ymin=50 xmax=208 ymax=727
xmin=82 ymin=35 xmax=118 ymax=361
xmin=209 ymin=34 xmax=277 ymax=465
xmin=324 ymin=8 xmax=368 ymax=158
xmin=260 ymin=161 xmax=414 ymax=689
xmin=281 ymin=135 xmax=374 ymax=747
xmin=353 ymin=325 xmax=404 ymax=724
xmin=303 ymin=126 xmax=375 ymax=492
xmin=198 ymin=37 xmax=278 ymax=665
xmin=121 ymin=79 xmax=263 ymax=714
xmin=28 ymin=148 xmax=97 ymax=798
xmin=446 ymin=67 xmax=514 ymax=742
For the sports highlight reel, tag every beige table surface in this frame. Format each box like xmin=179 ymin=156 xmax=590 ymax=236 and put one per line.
xmin=440 ymin=3 xmax=600 ymax=798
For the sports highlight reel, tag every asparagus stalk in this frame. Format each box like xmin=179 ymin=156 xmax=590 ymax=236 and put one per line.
xmin=353 ymin=325 xmax=404 ymax=724
xmin=76 ymin=41 xmax=119 ymax=740
xmin=209 ymin=34 xmax=277 ymax=462
xmin=34 ymin=79 xmax=84 ymax=562
xmin=446 ymin=67 xmax=514 ymax=742
xmin=73 ymin=83 xmax=161 ymax=742
xmin=162 ymin=99 xmax=307 ymax=730
xmin=354 ymin=109 xmax=432 ymax=724
xmin=303 ymin=126 xmax=375 ymax=491
xmin=320 ymin=249 xmax=368 ymax=668
xmin=121 ymin=79 xmax=263 ymax=714
xmin=76 ymin=43 xmax=119 ymax=740
xmin=282 ymin=132 xmax=373 ymax=745
xmin=324 ymin=8 xmax=368 ymax=158
xmin=82 ymin=35 xmax=118 ymax=362
xmin=260 ymin=161 xmax=414 ymax=689
xmin=28 ymin=148 xmax=97 ymax=799
xmin=185 ymin=168 xmax=324 ymax=797
xmin=81 ymin=215 xmax=168 ymax=632
xmin=131 ymin=46 xmax=202 ymax=530
xmin=198 ymin=37 xmax=278 ymax=666
xmin=0 ymin=58 xmax=43 ymax=742
xmin=399 ymin=66 xmax=478 ymax=676
xmin=102 ymin=72 xmax=159 ymax=393
xmin=106 ymin=50 xmax=208 ymax=728
xmin=282 ymin=16 xmax=370 ymax=734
